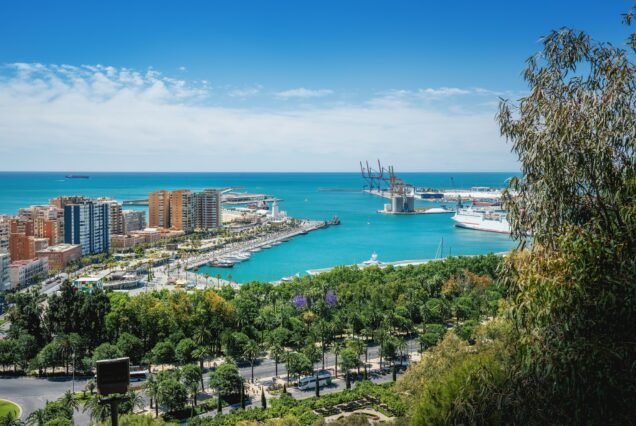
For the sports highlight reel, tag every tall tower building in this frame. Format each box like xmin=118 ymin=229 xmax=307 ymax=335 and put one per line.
xmin=195 ymin=189 xmax=222 ymax=230
xmin=97 ymin=198 xmax=124 ymax=236
xmin=148 ymin=190 xmax=171 ymax=228
xmin=64 ymin=202 xmax=110 ymax=255
xmin=0 ymin=253 xmax=9 ymax=291
xmin=170 ymin=190 xmax=195 ymax=233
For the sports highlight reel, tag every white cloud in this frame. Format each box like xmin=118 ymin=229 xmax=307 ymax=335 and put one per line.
xmin=178 ymin=66 xmax=187 ymax=72
xmin=275 ymin=88 xmax=334 ymax=99
xmin=0 ymin=64 xmax=517 ymax=172
xmin=418 ymin=87 xmax=471 ymax=97
xmin=228 ymin=85 xmax=262 ymax=97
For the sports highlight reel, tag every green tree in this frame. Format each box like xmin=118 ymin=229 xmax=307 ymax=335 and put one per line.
xmin=181 ymin=364 xmax=203 ymax=408
xmin=116 ymin=333 xmax=144 ymax=365
xmin=209 ymin=361 xmax=243 ymax=399
xmin=174 ymin=338 xmax=197 ymax=365
xmin=494 ymin=20 xmax=636 ymax=423
xmin=339 ymin=348 xmax=359 ymax=390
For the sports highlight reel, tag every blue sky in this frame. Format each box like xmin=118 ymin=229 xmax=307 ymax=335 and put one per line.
xmin=0 ymin=0 xmax=632 ymax=171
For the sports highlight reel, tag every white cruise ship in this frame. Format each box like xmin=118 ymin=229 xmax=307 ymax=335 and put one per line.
xmin=451 ymin=208 xmax=511 ymax=234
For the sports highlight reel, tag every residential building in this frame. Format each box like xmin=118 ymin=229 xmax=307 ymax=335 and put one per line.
xmin=170 ymin=189 xmax=195 ymax=232
xmin=195 ymin=189 xmax=222 ymax=230
xmin=0 ymin=253 xmax=9 ymax=291
xmin=123 ymin=210 xmax=146 ymax=233
xmin=111 ymin=234 xmax=146 ymax=250
xmin=36 ymin=243 xmax=81 ymax=271
xmin=97 ymin=198 xmax=125 ymax=236
xmin=9 ymin=234 xmax=48 ymax=261
xmin=0 ymin=218 xmax=9 ymax=253
xmin=49 ymin=195 xmax=90 ymax=209
xmin=64 ymin=202 xmax=110 ymax=255
xmin=148 ymin=190 xmax=171 ymax=228
xmin=20 ymin=206 xmax=65 ymax=245
xmin=9 ymin=257 xmax=48 ymax=289
xmin=10 ymin=217 xmax=34 ymax=236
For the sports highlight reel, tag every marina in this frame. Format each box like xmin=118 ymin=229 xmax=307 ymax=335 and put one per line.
xmin=0 ymin=172 xmax=518 ymax=283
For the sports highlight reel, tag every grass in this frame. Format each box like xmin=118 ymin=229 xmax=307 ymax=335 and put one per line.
xmin=0 ymin=400 xmax=20 ymax=418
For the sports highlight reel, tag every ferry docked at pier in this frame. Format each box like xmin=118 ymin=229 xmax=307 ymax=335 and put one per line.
xmin=451 ymin=208 xmax=511 ymax=234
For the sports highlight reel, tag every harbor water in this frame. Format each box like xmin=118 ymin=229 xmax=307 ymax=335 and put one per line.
xmin=0 ymin=172 xmax=519 ymax=283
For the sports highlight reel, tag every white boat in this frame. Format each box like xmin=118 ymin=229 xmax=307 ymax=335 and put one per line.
xmin=361 ymin=252 xmax=382 ymax=266
xmin=451 ymin=208 xmax=511 ymax=234
xmin=422 ymin=207 xmax=454 ymax=214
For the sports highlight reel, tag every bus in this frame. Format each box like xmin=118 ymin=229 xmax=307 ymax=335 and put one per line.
xmin=129 ymin=369 xmax=150 ymax=382
xmin=297 ymin=370 xmax=332 ymax=390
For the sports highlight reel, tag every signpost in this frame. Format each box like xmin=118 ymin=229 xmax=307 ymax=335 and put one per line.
xmin=96 ymin=357 xmax=130 ymax=426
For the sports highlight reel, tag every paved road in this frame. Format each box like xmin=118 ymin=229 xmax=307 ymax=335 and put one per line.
xmin=0 ymin=375 xmax=91 ymax=424
xmin=0 ymin=338 xmax=418 ymax=421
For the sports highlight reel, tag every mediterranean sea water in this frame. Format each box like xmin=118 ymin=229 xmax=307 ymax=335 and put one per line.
xmin=0 ymin=172 xmax=519 ymax=283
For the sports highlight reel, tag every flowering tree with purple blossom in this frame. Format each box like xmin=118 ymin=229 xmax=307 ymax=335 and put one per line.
xmin=325 ymin=290 xmax=337 ymax=307
xmin=291 ymin=294 xmax=307 ymax=309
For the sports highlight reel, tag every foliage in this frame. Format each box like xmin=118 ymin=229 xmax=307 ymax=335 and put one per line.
xmin=209 ymin=361 xmax=244 ymax=398
xmin=495 ymin=19 xmax=636 ymax=424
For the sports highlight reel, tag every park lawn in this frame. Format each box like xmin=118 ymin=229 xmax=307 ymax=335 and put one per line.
xmin=0 ymin=400 xmax=20 ymax=417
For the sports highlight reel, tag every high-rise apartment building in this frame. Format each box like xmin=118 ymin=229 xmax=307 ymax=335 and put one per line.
xmin=18 ymin=206 xmax=64 ymax=245
xmin=0 ymin=218 xmax=9 ymax=253
xmin=64 ymin=202 xmax=110 ymax=255
xmin=0 ymin=253 xmax=9 ymax=291
xmin=97 ymin=198 xmax=124 ymax=236
xmin=123 ymin=210 xmax=146 ymax=233
xmin=148 ymin=190 xmax=171 ymax=228
xmin=49 ymin=195 xmax=91 ymax=209
xmin=195 ymin=189 xmax=222 ymax=230
xmin=170 ymin=190 xmax=195 ymax=233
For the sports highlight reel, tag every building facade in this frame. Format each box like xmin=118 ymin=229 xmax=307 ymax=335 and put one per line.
xmin=0 ymin=253 xmax=9 ymax=291
xmin=64 ymin=202 xmax=110 ymax=255
xmin=0 ymin=219 xmax=9 ymax=253
xmin=49 ymin=195 xmax=91 ymax=209
xmin=36 ymin=244 xmax=81 ymax=271
xmin=9 ymin=257 xmax=48 ymax=289
xmin=97 ymin=198 xmax=125 ymax=236
xmin=123 ymin=210 xmax=146 ymax=233
xmin=170 ymin=190 xmax=195 ymax=232
xmin=9 ymin=234 xmax=48 ymax=261
xmin=195 ymin=189 xmax=222 ymax=230
xmin=149 ymin=190 xmax=171 ymax=228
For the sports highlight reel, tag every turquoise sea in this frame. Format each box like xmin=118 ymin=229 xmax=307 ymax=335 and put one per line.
xmin=0 ymin=172 xmax=519 ymax=283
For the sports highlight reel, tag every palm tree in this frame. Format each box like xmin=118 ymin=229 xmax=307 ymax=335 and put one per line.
xmin=61 ymin=390 xmax=79 ymax=413
xmin=1 ymin=412 xmax=24 ymax=426
xmin=85 ymin=379 xmax=96 ymax=396
xmin=269 ymin=343 xmax=284 ymax=377
xmin=244 ymin=340 xmax=261 ymax=383
xmin=26 ymin=408 xmax=45 ymax=426
xmin=125 ymin=390 xmax=145 ymax=413
xmin=145 ymin=375 xmax=161 ymax=417
xmin=83 ymin=394 xmax=110 ymax=423
xmin=332 ymin=341 xmax=343 ymax=378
